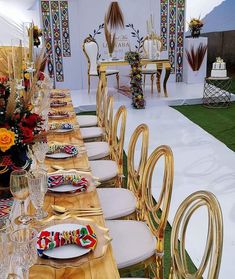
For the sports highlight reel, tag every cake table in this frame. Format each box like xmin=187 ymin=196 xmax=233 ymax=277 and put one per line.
xmin=203 ymin=77 xmax=232 ymax=108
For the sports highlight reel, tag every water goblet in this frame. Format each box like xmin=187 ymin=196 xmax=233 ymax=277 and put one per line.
xmin=0 ymin=219 xmax=12 ymax=279
xmin=10 ymin=170 xmax=32 ymax=225
xmin=10 ymin=228 xmax=37 ymax=279
xmin=28 ymin=169 xmax=48 ymax=220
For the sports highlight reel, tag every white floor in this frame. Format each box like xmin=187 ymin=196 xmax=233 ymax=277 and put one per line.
xmin=71 ymin=83 xmax=235 ymax=279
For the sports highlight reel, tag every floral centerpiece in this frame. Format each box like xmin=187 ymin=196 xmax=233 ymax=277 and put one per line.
xmin=125 ymin=51 xmax=145 ymax=109
xmin=188 ymin=18 xmax=204 ymax=38
xmin=0 ymin=60 xmax=47 ymax=187
xmin=33 ymin=25 xmax=43 ymax=47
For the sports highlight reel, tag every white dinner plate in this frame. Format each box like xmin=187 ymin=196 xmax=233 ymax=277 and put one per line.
xmin=52 ymin=128 xmax=73 ymax=133
xmin=48 ymin=115 xmax=69 ymax=119
xmin=48 ymin=184 xmax=79 ymax=193
xmin=46 ymin=153 xmax=75 ymax=159
xmin=41 ymin=223 xmax=91 ymax=259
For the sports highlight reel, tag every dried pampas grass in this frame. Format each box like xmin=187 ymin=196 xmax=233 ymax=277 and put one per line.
xmin=23 ymin=48 xmax=46 ymax=109
xmin=106 ymin=1 xmax=124 ymax=30
xmin=186 ymin=43 xmax=208 ymax=71
xmin=104 ymin=19 xmax=116 ymax=56
xmin=5 ymin=81 xmax=16 ymax=118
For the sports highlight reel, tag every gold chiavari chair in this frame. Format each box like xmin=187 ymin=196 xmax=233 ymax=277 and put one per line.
xmin=85 ymin=94 xmax=114 ymax=160
xmin=89 ymin=105 xmax=127 ymax=186
xmin=76 ymin=81 xmax=103 ymax=127
xmin=105 ymin=145 xmax=174 ymax=277
xmin=169 ymin=190 xmax=223 ymax=279
xmin=79 ymin=85 xmax=107 ymax=141
xmin=97 ymin=124 xmax=149 ymax=220
xmin=83 ymin=36 xmax=119 ymax=94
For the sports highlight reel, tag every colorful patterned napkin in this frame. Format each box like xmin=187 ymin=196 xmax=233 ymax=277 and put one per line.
xmin=47 ymin=145 xmax=78 ymax=156
xmin=0 ymin=198 xmax=13 ymax=220
xmin=50 ymin=92 xmax=66 ymax=98
xmin=48 ymin=174 xmax=88 ymax=191
xmin=48 ymin=111 xmax=69 ymax=118
xmin=37 ymin=225 xmax=97 ymax=257
xmin=50 ymin=100 xmax=67 ymax=107
xmin=49 ymin=123 xmax=73 ymax=131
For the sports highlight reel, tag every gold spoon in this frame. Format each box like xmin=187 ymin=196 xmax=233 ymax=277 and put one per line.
xmin=51 ymin=165 xmax=91 ymax=172
xmin=51 ymin=204 xmax=102 ymax=214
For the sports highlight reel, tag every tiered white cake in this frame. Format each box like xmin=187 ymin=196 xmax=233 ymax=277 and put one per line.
xmin=211 ymin=57 xmax=227 ymax=78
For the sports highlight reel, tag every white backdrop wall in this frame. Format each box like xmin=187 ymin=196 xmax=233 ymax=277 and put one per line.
xmin=57 ymin=0 xmax=162 ymax=90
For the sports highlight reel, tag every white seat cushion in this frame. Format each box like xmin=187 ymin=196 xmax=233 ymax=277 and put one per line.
xmin=90 ymin=69 xmax=119 ymax=76
xmin=77 ymin=115 xmax=98 ymax=127
xmin=80 ymin=127 xmax=103 ymax=139
xmin=142 ymin=69 xmax=157 ymax=74
xmin=106 ymin=220 xmax=156 ymax=269
xmin=89 ymin=160 xmax=118 ymax=182
xmin=85 ymin=142 xmax=110 ymax=160
xmin=106 ymin=69 xmax=119 ymax=75
xmin=97 ymin=188 xmax=136 ymax=219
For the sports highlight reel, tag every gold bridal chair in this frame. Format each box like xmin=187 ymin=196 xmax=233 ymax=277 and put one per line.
xmin=169 ymin=190 xmax=223 ymax=279
xmin=142 ymin=35 xmax=163 ymax=94
xmin=106 ymin=145 xmax=174 ymax=277
xmin=97 ymin=124 xmax=149 ymax=220
xmin=89 ymin=105 xmax=127 ymax=186
xmin=83 ymin=37 xmax=120 ymax=94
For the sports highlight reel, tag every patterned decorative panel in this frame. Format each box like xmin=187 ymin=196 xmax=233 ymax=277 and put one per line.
xmin=176 ymin=0 xmax=185 ymax=82
xmin=51 ymin=0 xmax=64 ymax=82
xmin=160 ymin=0 xmax=168 ymax=51
xmin=59 ymin=1 xmax=71 ymax=57
xmin=41 ymin=0 xmax=54 ymax=79
xmin=168 ymin=0 xmax=177 ymax=74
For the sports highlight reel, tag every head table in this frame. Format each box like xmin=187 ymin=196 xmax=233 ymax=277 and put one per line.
xmin=25 ymin=89 xmax=120 ymax=279
xmin=98 ymin=59 xmax=171 ymax=97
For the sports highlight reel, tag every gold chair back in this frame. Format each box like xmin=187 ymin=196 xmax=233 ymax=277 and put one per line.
xmin=169 ymin=191 xmax=223 ymax=279
xmin=83 ymin=36 xmax=99 ymax=75
xmin=96 ymin=85 xmax=107 ymax=127
xmin=142 ymin=145 xmax=174 ymax=250
xmin=110 ymin=105 xmax=127 ymax=185
xmin=127 ymin=124 xmax=149 ymax=217
xmin=104 ymin=95 xmax=114 ymax=145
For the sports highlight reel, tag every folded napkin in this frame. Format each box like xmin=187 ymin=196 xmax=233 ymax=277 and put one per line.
xmin=48 ymin=111 xmax=69 ymax=118
xmin=37 ymin=225 xmax=97 ymax=257
xmin=49 ymin=123 xmax=73 ymax=131
xmin=48 ymin=174 xmax=88 ymax=191
xmin=50 ymin=100 xmax=67 ymax=107
xmin=50 ymin=92 xmax=66 ymax=98
xmin=47 ymin=145 xmax=78 ymax=156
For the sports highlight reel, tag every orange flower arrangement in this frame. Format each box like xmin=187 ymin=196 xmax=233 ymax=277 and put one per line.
xmin=0 ymin=128 xmax=15 ymax=152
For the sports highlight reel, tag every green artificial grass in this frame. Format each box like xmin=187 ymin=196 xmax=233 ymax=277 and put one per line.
xmin=173 ymin=102 xmax=235 ymax=152
xmin=231 ymin=78 xmax=235 ymax=94
xmin=77 ymin=110 xmax=197 ymax=278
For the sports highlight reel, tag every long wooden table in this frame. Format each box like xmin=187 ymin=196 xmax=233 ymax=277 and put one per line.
xmin=29 ymin=89 xmax=120 ymax=279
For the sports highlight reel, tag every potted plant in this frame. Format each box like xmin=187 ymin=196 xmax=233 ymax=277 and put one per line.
xmin=188 ymin=18 xmax=204 ymax=38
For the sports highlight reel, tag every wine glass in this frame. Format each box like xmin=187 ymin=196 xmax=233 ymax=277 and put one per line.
xmin=0 ymin=219 xmax=12 ymax=279
xmin=28 ymin=169 xmax=48 ymax=220
xmin=10 ymin=228 xmax=37 ymax=279
xmin=10 ymin=170 xmax=32 ymax=225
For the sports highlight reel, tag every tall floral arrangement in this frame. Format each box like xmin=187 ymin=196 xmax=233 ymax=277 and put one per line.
xmin=125 ymin=51 xmax=145 ymax=109
xmin=0 ymin=48 xmax=48 ymax=186
xmin=188 ymin=18 xmax=204 ymax=38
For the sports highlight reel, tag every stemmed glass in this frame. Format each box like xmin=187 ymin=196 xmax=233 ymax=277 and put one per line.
xmin=10 ymin=170 xmax=32 ymax=225
xmin=10 ymin=228 xmax=37 ymax=279
xmin=0 ymin=219 xmax=12 ymax=279
xmin=28 ymin=169 xmax=48 ymax=220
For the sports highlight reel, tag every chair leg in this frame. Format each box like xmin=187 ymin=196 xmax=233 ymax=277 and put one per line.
xmin=143 ymin=75 xmax=146 ymax=91
xmin=116 ymin=73 xmax=120 ymax=89
xmin=151 ymin=74 xmax=154 ymax=94
xmin=88 ymin=75 xmax=91 ymax=94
